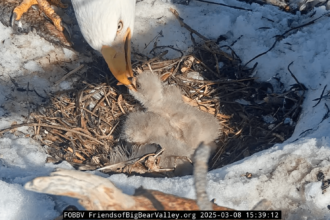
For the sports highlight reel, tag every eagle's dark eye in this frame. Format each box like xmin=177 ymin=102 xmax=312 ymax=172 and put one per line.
xmin=117 ymin=21 xmax=123 ymax=32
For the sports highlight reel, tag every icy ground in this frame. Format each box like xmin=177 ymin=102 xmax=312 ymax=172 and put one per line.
xmin=1 ymin=0 xmax=330 ymax=219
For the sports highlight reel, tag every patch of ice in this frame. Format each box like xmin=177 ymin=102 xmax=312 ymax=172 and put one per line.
xmin=59 ymin=81 xmax=72 ymax=90
xmin=262 ymin=115 xmax=277 ymax=124
xmin=23 ymin=61 xmax=43 ymax=72
xmin=235 ymin=99 xmax=251 ymax=106
xmin=187 ymin=71 xmax=203 ymax=80
xmin=63 ymin=48 xmax=75 ymax=59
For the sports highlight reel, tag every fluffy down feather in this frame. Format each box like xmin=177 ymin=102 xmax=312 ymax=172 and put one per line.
xmin=129 ymin=71 xmax=221 ymax=148
xmin=123 ymin=71 xmax=222 ymax=175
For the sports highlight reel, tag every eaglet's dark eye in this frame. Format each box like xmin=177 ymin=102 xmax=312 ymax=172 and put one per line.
xmin=117 ymin=21 xmax=123 ymax=32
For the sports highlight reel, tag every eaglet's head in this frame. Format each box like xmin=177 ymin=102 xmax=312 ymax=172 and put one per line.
xmin=130 ymin=71 xmax=164 ymax=108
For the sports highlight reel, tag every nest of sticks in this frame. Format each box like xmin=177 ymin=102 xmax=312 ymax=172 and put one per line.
xmin=0 ymin=38 xmax=305 ymax=175
xmin=0 ymin=9 xmax=306 ymax=176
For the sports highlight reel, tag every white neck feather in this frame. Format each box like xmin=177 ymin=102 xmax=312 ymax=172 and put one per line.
xmin=71 ymin=0 xmax=136 ymax=51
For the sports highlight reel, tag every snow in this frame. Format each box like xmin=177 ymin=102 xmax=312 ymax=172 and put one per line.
xmin=108 ymin=138 xmax=330 ymax=219
xmin=0 ymin=135 xmax=78 ymax=220
xmin=1 ymin=0 xmax=330 ymax=219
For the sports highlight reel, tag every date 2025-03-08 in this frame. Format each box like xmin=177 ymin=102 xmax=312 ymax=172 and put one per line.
xmin=62 ymin=210 xmax=282 ymax=219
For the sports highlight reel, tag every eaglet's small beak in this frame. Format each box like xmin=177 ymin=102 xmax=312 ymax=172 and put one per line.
xmin=101 ymin=28 xmax=136 ymax=90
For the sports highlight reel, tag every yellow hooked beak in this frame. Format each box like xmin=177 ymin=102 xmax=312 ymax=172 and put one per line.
xmin=101 ymin=28 xmax=136 ymax=90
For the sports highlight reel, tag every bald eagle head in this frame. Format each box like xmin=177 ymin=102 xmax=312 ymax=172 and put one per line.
xmin=71 ymin=0 xmax=136 ymax=89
